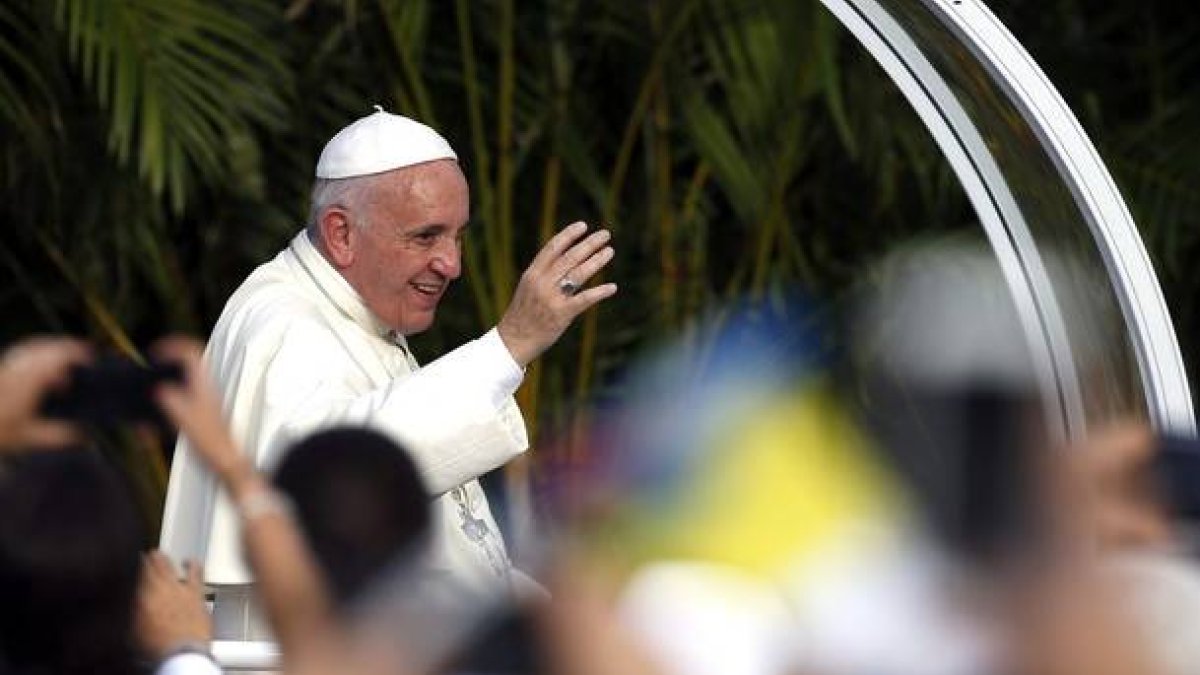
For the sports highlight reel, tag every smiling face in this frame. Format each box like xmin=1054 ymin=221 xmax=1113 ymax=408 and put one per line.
xmin=337 ymin=160 xmax=469 ymax=335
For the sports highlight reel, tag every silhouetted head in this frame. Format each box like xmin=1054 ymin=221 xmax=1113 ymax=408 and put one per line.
xmin=272 ymin=427 xmax=432 ymax=608
xmin=0 ymin=449 xmax=144 ymax=674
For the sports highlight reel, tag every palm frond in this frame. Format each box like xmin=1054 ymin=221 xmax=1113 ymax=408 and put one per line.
xmin=55 ymin=0 xmax=291 ymax=211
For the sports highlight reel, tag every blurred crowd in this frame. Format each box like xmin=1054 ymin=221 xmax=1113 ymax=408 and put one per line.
xmin=3 ymin=247 xmax=1200 ymax=675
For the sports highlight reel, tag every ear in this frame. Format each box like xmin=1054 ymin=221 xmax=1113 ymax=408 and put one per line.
xmin=318 ymin=207 xmax=357 ymax=269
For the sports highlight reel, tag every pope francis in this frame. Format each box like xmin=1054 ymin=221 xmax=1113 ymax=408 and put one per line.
xmin=159 ymin=107 xmax=618 ymax=639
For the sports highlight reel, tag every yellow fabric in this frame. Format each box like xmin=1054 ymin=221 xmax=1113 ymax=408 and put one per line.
xmin=614 ymin=387 xmax=900 ymax=576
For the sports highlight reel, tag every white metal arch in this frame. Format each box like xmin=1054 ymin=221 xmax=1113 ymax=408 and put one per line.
xmin=818 ymin=0 xmax=1195 ymax=436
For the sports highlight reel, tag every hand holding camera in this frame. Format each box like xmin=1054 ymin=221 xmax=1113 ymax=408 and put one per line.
xmin=0 ymin=337 xmax=91 ymax=451
xmin=38 ymin=353 xmax=184 ymax=425
xmin=0 ymin=335 xmax=214 ymax=458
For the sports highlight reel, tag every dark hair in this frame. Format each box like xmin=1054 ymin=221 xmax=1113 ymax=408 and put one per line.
xmin=272 ymin=427 xmax=431 ymax=607
xmin=0 ymin=449 xmax=145 ymax=674
xmin=1152 ymin=434 xmax=1200 ymax=523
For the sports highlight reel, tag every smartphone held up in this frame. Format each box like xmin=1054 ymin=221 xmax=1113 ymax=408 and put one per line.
xmin=39 ymin=355 xmax=184 ymax=425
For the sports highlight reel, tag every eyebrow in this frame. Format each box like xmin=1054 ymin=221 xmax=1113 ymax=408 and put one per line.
xmin=404 ymin=222 xmax=469 ymax=236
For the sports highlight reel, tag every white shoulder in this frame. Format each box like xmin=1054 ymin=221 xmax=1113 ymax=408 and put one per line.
xmin=209 ymin=262 xmax=334 ymax=357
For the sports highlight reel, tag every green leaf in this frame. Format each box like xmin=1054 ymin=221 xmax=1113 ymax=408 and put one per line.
xmin=54 ymin=0 xmax=292 ymax=211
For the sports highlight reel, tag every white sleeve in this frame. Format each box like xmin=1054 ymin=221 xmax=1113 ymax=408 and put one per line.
xmin=154 ymin=652 xmax=223 ymax=675
xmin=174 ymin=316 xmax=530 ymax=584
xmin=473 ymin=327 xmax=526 ymax=410
xmin=266 ymin=325 xmax=529 ymax=496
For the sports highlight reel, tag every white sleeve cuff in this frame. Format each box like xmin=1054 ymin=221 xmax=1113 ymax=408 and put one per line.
xmin=155 ymin=652 xmax=223 ymax=675
xmin=478 ymin=327 xmax=525 ymax=409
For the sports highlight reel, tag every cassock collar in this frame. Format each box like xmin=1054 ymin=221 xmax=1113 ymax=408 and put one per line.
xmin=288 ymin=229 xmax=412 ymax=351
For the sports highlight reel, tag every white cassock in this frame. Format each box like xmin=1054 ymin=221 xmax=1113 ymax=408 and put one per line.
xmin=160 ymin=229 xmax=529 ymax=638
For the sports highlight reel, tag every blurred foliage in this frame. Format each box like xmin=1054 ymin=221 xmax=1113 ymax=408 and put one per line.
xmin=0 ymin=0 xmax=1196 ymax=532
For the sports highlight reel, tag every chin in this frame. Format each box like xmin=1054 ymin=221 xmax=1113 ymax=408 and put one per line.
xmin=395 ymin=314 xmax=436 ymax=336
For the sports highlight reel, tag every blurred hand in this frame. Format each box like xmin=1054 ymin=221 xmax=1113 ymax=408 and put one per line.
xmin=1008 ymin=564 xmax=1163 ymax=675
xmin=497 ymin=221 xmax=618 ymax=367
xmin=538 ymin=551 xmax=663 ymax=675
xmin=1072 ymin=420 xmax=1172 ymax=551
xmin=0 ymin=336 xmax=90 ymax=451
xmin=152 ymin=336 xmax=248 ymax=482
xmin=135 ymin=550 xmax=212 ymax=661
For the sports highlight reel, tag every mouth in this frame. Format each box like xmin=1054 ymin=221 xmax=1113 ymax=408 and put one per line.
xmin=411 ymin=281 xmax=445 ymax=298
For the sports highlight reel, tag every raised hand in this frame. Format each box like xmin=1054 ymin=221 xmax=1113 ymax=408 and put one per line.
xmin=0 ymin=337 xmax=90 ymax=451
xmin=497 ymin=221 xmax=618 ymax=367
xmin=151 ymin=336 xmax=249 ymax=483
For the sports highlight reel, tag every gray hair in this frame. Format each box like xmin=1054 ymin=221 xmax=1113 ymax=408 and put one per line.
xmin=306 ymin=175 xmax=379 ymax=240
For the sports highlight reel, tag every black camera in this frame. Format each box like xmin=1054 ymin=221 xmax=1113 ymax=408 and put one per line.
xmin=39 ymin=356 xmax=184 ymax=424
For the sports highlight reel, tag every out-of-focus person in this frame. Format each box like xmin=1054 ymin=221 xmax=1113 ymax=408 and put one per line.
xmin=269 ymin=428 xmax=547 ymax=674
xmin=527 ymin=297 xmax=1000 ymax=675
xmin=160 ymin=107 xmax=617 ymax=640
xmin=0 ymin=339 xmax=138 ymax=673
xmin=848 ymin=242 xmax=1174 ymax=675
xmin=270 ymin=427 xmax=431 ymax=611
xmin=0 ymin=336 xmax=223 ymax=674
xmin=537 ymin=244 xmax=1170 ymax=675
xmin=1067 ymin=419 xmax=1200 ymax=675
xmin=0 ymin=449 xmax=146 ymax=675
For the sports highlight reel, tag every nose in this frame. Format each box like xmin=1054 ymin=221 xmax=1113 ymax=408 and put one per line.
xmin=430 ymin=237 xmax=462 ymax=280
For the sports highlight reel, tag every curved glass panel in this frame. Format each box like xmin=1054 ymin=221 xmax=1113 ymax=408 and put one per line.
xmin=882 ymin=0 xmax=1143 ymax=427
xmin=819 ymin=0 xmax=1194 ymax=436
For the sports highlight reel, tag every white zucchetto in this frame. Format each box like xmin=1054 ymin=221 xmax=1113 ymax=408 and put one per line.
xmin=315 ymin=105 xmax=457 ymax=179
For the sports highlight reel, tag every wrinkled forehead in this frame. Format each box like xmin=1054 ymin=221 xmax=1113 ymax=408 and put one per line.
xmin=369 ymin=160 xmax=470 ymax=222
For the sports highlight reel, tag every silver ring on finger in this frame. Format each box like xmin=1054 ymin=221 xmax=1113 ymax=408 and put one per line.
xmin=558 ymin=277 xmax=580 ymax=297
